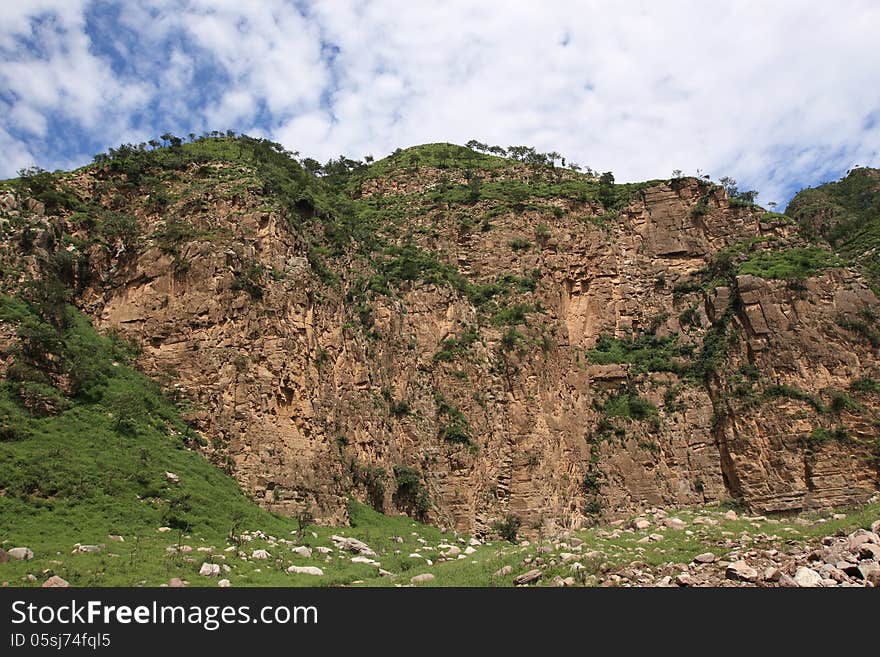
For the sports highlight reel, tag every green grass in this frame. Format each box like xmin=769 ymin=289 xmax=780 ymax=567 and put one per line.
xmin=587 ymin=333 xmax=689 ymax=374
xmin=737 ymin=247 xmax=841 ymax=280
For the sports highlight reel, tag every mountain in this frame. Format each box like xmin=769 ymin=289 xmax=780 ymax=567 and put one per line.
xmin=1 ymin=136 xmax=878 ymax=543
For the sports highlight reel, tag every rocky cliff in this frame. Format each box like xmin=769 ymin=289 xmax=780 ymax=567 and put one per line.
xmin=1 ymin=139 xmax=877 ymax=535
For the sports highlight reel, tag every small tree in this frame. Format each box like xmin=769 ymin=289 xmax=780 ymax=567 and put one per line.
xmin=493 ymin=513 xmax=522 ymax=543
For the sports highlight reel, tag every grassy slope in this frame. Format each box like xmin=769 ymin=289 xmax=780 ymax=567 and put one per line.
xmin=787 ymin=167 xmax=880 ymax=290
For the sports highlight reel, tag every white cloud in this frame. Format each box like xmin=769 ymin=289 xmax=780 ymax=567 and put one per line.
xmin=0 ymin=0 xmax=878 ymax=204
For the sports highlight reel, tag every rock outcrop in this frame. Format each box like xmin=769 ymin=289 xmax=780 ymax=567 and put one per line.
xmin=1 ymin=143 xmax=877 ymax=536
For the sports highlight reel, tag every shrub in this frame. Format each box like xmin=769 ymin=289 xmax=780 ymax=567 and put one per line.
xmin=493 ymin=514 xmax=522 ymax=543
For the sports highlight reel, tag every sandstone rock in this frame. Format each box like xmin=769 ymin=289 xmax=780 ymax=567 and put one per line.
xmin=251 ymin=549 xmax=270 ymax=560
xmin=410 ymin=573 xmax=435 ymax=584
xmin=514 ymin=569 xmax=543 ymax=586
xmin=218 ymin=579 xmax=231 ymax=587
xmin=442 ymin=545 xmax=461 ymax=557
xmin=287 ymin=566 xmax=323 ymax=576
xmin=763 ymin=567 xmax=781 ymax=582
xmin=723 ymin=510 xmax=738 ymax=521
xmin=858 ymin=543 xmax=880 ymax=561
xmin=871 ymin=520 xmax=880 ymax=535
xmin=168 ymin=578 xmax=186 ymax=587
xmin=551 ymin=576 xmax=566 ymax=587
xmin=351 ymin=556 xmax=379 ymax=566
xmin=693 ymin=552 xmax=716 ymax=564
xmin=331 ymin=535 xmax=377 ymax=557
xmin=858 ymin=562 xmax=880 ymax=583
xmin=662 ymin=517 xmax=686 ymax=531
xmin=494 ymin=565 xmax=513 ymax=577
xmin=8 ymin=547 xmax=33 ymax=561
xmin=675 ymin=573 xmax=694 ymax=586
xmin=847 ymin=529 xmax=880 ymax=552
xmin=794 ymin=567 xmax=822 ymax=587
xmin=292 ymin=546 xmax=312 ymax=558
xmin=726 ymin=561 xmax=758 ymax=583
xmin=315 ymin=546 xmax=332 ymax=554
xmin=42 ymin=576 xmax=69 ymax=588
xmin=778 ymin=573 xmax=798 ymax=587
xmin=632 ymin=519 xmax=651 ymax=530
xmin=199 ymin=563 xmax=220 ymax=577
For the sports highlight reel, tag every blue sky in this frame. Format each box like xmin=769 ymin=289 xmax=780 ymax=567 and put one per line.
xmin=2 ymin=1 xmax=879 ymax=208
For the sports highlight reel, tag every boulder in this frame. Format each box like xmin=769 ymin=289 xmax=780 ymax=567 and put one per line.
xmin=42 ymin=576 xmax=69 ymax=588
xmin=287 ymin=566 xmax=323 ymax=576
xmin=514 ymin=569 xmax=542 ymax=586
xmin=662 ymin=518 xmax=686 ymax=531
xmin=693 ymin=552 xmax=716 ymax=564
xmin=331 ymin=535 xmax=377 ymax=557
xmin=726 ymin=561 xmax=758 ymax=583
xmin=199 ymin=563 xmax=220 ymax=577
xmin=794 ymin=567 xmax=822 ymax=588
xmin=8 ymin=547 xmax=33 ymax=561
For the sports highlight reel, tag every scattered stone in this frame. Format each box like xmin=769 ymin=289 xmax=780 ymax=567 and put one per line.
xmin=199 ymin=563 xmax=220 ymax=577
xmin=287 ymin=566 xmax=324 ymax=576
xmin=315 ymin=546 xmax=332 ymax=555
xmin=108 ymin=535 xmax=125 ymax=542
xmin=331 ymin=535 xmax=377 ymax=557
xmin=464 ymin=546 xmax=476 ymax=555
xmin=168 ymin=578 xmax=185 ymax=587
xmin=251 ymin=549 xmax=270 ymax=560
xmin=351 ymin=556 xmax=380 ymax=566
xmin=410 ymin=573 xmax=435 ymax=584
xmin=675 ymin=573 xmax=694 ymax=586
xmin=75 ymin=544 xmax=102 ymax=554
xmin=693 ymin=552 xmax=716 ymax=564
xmin=157 ymin=527 xmax=171 ymax=533
xmin=442 ymin=545 xmax=461 ymax=557
xmin=551 ymin=576 xmax=566 ymax=587
xmin=493 ymin=565 xmax=513 ymax=578
xmin=726 ymin=561 xmax=758 ymax=583
xmin=858 ymin=543 xmax=880 ymax=561
xmin=164 ymin=471 xmax=180 ymax=484
xmin=778 ymin=573 xmax=798 ymax=588
xmin=723 ymin=510 xmax=738 ymax=521
xmin=292 ymin=546 xmax=312 ymax=558
xmin=26 ymin=574 xmax=37 ymax=583
xmin=794 ymin=567 xmax=822 ymax=588
xmin=42 ymin=576 xmax=69 ymax=588
xmin=632 ymin=519 xmax=651 ymax=530
xmin=662 ymin=517 xmax=686 ymax=531
xmin=514 ymin=569 xmax=542 ymax=586
xmin=8 ymin=547 xmax=33 ymax=561
xmin=763 ymin=567 xmax=781 ymax=582
xmin=218 ymin=579 xmax=231 ymax=587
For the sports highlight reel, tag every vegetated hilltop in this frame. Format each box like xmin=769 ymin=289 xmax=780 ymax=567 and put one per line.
xmin=0 ymin=135 xmax=878 ymax=544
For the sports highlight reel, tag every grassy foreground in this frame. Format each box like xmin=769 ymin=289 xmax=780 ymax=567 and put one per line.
xmin=0 ymin=289 xmax=877 ymax=587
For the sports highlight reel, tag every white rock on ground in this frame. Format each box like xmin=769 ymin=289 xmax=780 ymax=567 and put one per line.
xmin=410 ymin=573 xmax=435 ymax=584
xmin=199 ymin=563 xmax=220 ymax=577
xmin=8 ymin=547 xmax=33 ymax=560
xmin=287 ymin=566 xmax=324 ymax=576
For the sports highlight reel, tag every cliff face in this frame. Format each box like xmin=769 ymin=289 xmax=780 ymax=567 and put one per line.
xmin=1 ymin=141 xmax=877 ymax=534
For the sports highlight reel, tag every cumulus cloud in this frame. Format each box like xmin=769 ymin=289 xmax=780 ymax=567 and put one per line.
xmin=1 ymin=0 xmax=878 ymax=206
